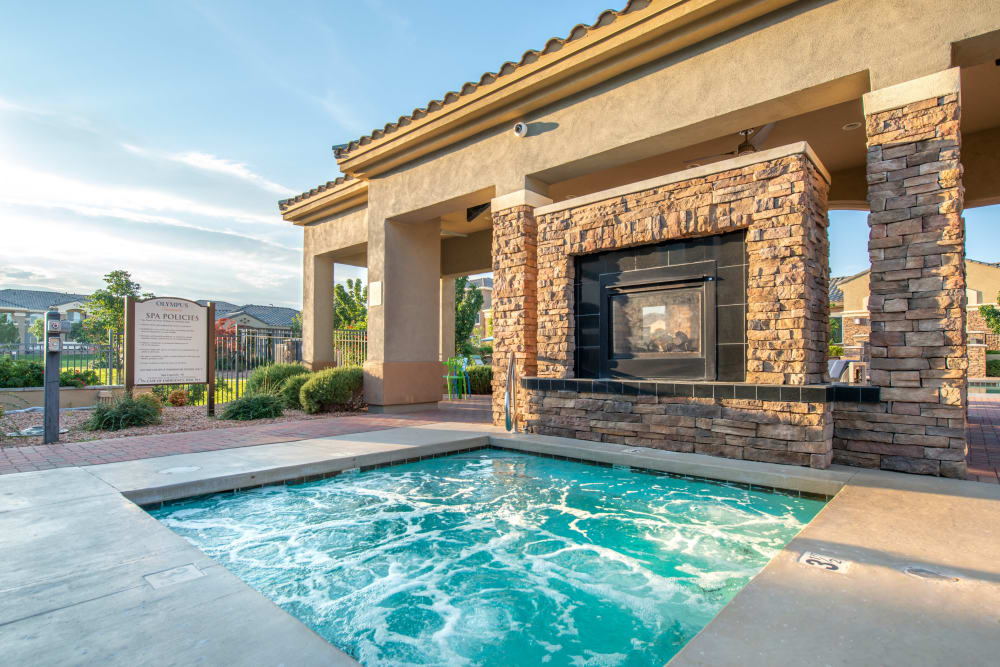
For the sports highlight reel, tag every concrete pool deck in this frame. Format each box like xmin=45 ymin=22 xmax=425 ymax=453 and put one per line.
xmin=1 ymin=422 xmax=998 ymax=665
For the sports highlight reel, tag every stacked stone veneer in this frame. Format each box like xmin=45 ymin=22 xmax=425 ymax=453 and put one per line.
xmin=832 ymin=90 xmax=967 ymax=478
xmin=526 ymin=388 xmax=833 ymax=468
xmin=490 ymin=204 xmax=538 ymax=425
xmin=515 ymin=148 xmax=835 ymax=468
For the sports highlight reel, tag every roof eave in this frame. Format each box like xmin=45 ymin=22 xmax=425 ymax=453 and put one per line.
xmin=281 ymin=179 xmax=370 ymax=225
xmin=334 ymin=0 xmax=798 ymax=178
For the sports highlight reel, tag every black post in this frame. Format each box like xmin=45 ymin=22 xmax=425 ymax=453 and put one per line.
xmin=43 ymin=310 xmax=61 ymax=444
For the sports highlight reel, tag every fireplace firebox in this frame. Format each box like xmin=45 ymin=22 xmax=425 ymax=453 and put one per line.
xmin=574 ymin=231 xmax=747 ymax=382
xmin=600 ymin=262 xmax=716 ymax=379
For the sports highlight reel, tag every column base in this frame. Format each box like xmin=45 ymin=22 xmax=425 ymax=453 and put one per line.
xmin=367 ymin=401 xmax=440 ymax=414
xmin=364 ymin=360 xmax=445 ymax=408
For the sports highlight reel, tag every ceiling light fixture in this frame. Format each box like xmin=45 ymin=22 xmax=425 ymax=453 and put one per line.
xmin=842 ymin=121 xmax=862 ymax=131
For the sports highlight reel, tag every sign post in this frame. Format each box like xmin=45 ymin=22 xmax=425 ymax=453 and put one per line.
xmin=206 ymin=302 xmax=216 ymax=416
xmin=124 ymin=297 xmax=213 ymax=414
xmin=43 ymin=310 xmax=69 ymax=444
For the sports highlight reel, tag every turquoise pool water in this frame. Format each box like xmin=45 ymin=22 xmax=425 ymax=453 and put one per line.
xmin=151 ymin=449 xmax=825 ymax=666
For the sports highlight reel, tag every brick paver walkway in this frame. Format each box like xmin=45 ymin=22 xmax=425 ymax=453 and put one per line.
xmin=8 ymin=394 xmax=997 ymax=483
xmin=0 ymin=396 xmax=492 ymax=475
xmin=966 ymin=394 xmax=1000 ymax=484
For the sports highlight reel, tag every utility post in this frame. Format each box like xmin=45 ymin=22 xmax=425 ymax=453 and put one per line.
xmin=43 ymin=309 xmax=68 ymax=444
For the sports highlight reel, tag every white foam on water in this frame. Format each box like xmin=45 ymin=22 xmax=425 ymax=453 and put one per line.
xmin=151 ymin=450 xmax=823 ymax=665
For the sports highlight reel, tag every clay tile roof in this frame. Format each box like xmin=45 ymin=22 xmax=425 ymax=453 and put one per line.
xmin=332 ymin=0 xmax=652 ymax=160
xmin=278 ymin=174 xmax=355 ymax=212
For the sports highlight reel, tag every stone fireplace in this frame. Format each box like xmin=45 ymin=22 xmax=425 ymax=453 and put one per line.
xmin=504 ymin=143 xmax=883 ymax=470
xmin=575 ymin=231 xmax=746 ymax=382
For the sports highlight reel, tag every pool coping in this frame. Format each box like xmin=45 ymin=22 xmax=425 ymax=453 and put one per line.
xmin=2 ymin=423 xmax=997 ymax=665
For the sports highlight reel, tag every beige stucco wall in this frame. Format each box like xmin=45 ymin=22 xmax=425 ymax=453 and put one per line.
xmin=358 ymin=0 xmax=999 ymax=224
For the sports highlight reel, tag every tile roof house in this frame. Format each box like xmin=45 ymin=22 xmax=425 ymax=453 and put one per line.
xmin=0 ymin=289 xmax=90 ymax=344
xmin=199 ymin=300 xmax=301 ymax=334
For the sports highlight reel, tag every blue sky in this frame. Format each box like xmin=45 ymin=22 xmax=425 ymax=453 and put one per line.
xmin=0 ymin=1 xmax=995 ymax=306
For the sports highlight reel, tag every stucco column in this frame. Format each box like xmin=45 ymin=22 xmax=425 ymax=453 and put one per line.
xmin=490 ymin=189 xmax=552 ymax=426
xmin=440 ymin=277 xmax=455 ymax=361
xmin=863 ymin=67 xmax=967 ymax=477
xmin=303 ymin=253 xmax=334 ymax=370
xmin=365 ymin=218 xmax=442 ymax=412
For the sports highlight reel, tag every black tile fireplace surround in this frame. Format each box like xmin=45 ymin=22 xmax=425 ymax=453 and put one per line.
xmin=574 ymin=231 xmax=747 ymax=382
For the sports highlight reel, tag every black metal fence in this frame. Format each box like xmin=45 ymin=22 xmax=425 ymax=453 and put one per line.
xmin=0 ymin=331 xmax=126 ymax=386
xmin=1 ymin=328 xmax=368 ymax=408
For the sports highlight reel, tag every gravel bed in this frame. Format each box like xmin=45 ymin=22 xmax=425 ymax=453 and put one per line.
xmin=1 ymin=405 xmax=361 ymax=446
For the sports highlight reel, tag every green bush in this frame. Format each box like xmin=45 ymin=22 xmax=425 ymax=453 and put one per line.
xmin=828 ymin=344 xmax=844 ymax=358
xmin=246 ymin=363 xmax=310 ymax=396
xmin=0 ymin=357 xmax=44 ymax=388
xmin=220 ymin=394 xmax=284 ymax=421
xmin=280 ymin=373 xmax=312 ymax=410
xmin=134 ymin=392 xmax=163 ymax=416
xmin=987 ymin=360 xmax=1000 ymax=377
xmin=58 ymin=369 xmax=101 ymax=388
xmin=85 ymin=395 xmax=161 ymax=431
xmin=299 ymin=366 xmax=363 ymax=414
xmin=467 ymin=365 xmax=493 ymax=394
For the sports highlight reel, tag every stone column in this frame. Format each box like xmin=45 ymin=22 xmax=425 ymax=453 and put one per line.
xmin=365 ymin=218 xmax=443 ymax=412
xmin=864 ymin=67 xmax=967 ymax=477
xmin=440 ymin=277 xmax=455 ymax=361
xmin=490 ymin=189 xmax=552 ymax=426
xmin=302 ymin=253 xmax=334 ymax=370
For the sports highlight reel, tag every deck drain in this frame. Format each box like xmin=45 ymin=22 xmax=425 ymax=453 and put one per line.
xmin=903 ymin=566 xmax=959 ymax=582
xmin=144 ymin=564 xmax=205 ymax=589
xmin=158 ymin=466 xmax=201 ymax=475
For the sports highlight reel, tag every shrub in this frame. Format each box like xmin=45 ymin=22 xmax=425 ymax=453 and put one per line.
xmin=299 ymin=366 xmax=363 ymax=414
xmin=280 ymin=373 xmax=312 ymax=410
xmin=167 ymin=389 xmax=188 ymax=406
xmin=246 ymin=363 xmax=309 ymax=396
xmin=828 ymin=344 xmax=844 ymax=358
xmin=134 ymin=392 xmax=163 ymax=416
xmin=987 ymin=360 xmax=1000 ymax=377
xmin=0 ymin=357 xmax=44 ymax=388
xmin=85 ymin=394 xmax=161 ymax=431
xmin=220 ymin=394 xmax=285 ymax=421
xmin=467 ymin=365 xmax=493 ymax=394
xmin=59 ymin=369 xmax=101 ymax=388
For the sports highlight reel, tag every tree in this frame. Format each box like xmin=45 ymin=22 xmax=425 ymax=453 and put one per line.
xmin=334 ymin=278 xmax=368 ymax=329
xmin=81 ymin=270 xmax=152 ymax=341
xmin=455 ymin=277 xmax=484 ymax=355
xmin=981 ymin=297 xmax=1000 ymax=345
xmin=0 ymin=314 xmax=18 ymax=344
xmin=28 ymin=317 xmax=44 ymax=343
xmin=829 ymin=317 xmax=843 ymax=345
xmin=290 ymin=312 xmax=302 ymax=337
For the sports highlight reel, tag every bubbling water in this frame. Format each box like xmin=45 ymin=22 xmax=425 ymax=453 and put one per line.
xmin=152 ymin=450 xmax=824 ymax=666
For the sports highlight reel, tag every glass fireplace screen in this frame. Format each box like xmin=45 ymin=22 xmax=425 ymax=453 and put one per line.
xmin=609 ymin=287 xmax=702 ymax=357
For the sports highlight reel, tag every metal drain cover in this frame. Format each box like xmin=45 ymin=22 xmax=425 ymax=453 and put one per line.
xmin=158 ymin=466 xmax=201 ymax=475
xmin=903 ymin=566 xmax=959 ymax=582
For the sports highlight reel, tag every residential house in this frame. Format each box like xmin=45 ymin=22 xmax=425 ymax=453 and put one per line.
xmin=198 ymin=300 xmax=301 ymax=336
xmin=830 ymin=258 xmax=1000 ymax=376
xmin=0 ymin=289 xmax=89 ymax=344
xmin=468 ymin=276 xmax=493 ymax=338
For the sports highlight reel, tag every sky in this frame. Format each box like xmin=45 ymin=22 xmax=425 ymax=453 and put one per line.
xmin=0 ymin=1 xmax=996 ymax=306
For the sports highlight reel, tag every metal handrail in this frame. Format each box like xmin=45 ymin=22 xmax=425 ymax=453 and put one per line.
xmin=504 ymin=354 xmax=517 ymax=433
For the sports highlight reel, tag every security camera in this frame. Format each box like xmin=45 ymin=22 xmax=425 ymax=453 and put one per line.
xmin=513 ymin=122 xmax=528 ymax=138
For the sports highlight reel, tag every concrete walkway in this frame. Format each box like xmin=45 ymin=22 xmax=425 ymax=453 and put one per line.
xmin=1 ymin=424 xmax=997 ymax=665
xmin=0 ymin=396 xmax=492 ymax=474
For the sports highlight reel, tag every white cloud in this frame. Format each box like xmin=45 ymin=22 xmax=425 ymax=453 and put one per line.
xmin=0 ymin=211 xmax=302 ymax=307
xmin=0 ymin=158 xmax=285 ymax=227
xmin=122 ymin=143 xmax=296 ymax=196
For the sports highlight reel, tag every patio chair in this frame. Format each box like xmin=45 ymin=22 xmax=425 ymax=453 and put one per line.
xmin=443 ymin=356 xmax=468 ymax=399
